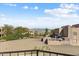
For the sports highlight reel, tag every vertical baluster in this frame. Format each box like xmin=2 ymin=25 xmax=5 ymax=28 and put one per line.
xmin=2 ymin=53 xmax=3 ymax=56
xmin=56 ymin=53 xmax=59 ymax=56
xmin=31 ymin=51 xmax=32 ymax=56
xmin=17 ymin=52 xmax=19 ymax=56
xmin=36 ymin=50 xmax=39 ymax=56
xmin=49 ymin=53 xmax=51 ymax=56
xmin=9 ymin=53 xmax=11 ymax=56
xmin=43 ymin=52 xmax=45 ymax=56
xmin=24 ymin=52 xmax=26 ymax=56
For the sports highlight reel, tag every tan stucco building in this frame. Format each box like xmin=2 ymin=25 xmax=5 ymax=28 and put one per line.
xmin=69 ymin=24 xmax=79 ymax=45
xmin=49 ymin=24 xmax=79 ymax=46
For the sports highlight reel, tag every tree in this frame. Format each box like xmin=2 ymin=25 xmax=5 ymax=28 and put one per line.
xmin=25 ymin=32 xmax=30 ymax=37
xmin=1 ymin=25 xmax=30 ymax=41
xmin=44 ymin=28 xmax=49 ymax=36
xmin=3 ymin=33 xmax=18 ymax=41
xmin=2 ymin=24 xmax=14 ymax=35
xmin=1 ymin=24 xmax=15 ymax=41
xmin=34 ymin=31 xmax=38 ymax=37
xmin=14 ymin=26 xmax=29 ymax=39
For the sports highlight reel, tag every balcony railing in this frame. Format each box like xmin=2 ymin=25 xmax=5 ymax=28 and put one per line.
xmin=0 ymin=50 xmax=75 ymax=56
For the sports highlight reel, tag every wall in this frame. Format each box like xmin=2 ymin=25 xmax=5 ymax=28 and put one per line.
xmin=69 ymin=27 xmax=79 ymax=46
xmin=48 ymin=40 xmax=70 ymax=45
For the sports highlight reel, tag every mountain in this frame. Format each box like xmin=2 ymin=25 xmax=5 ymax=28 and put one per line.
xmin=30 ymin=28 xmax=45 ymax=33
xmin=30 ymin=28 xmax=51 ymax=33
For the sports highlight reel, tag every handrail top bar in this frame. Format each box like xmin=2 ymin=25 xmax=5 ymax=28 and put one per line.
xmin=0 ymin=49 xmax=76 ymax=56
xmin=0 ymin=50 xmax=37 ymax=53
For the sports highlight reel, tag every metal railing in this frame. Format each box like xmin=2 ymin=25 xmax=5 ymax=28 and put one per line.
xmin=0 ymin=50 xmax=75 ymax=56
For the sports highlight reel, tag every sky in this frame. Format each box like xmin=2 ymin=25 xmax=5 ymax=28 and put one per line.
xmin=0 ymin=3 xmax=79 ymax=29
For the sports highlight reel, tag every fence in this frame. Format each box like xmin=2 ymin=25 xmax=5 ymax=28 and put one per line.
xmin=0 ymin=50 xmax=75 ymax=56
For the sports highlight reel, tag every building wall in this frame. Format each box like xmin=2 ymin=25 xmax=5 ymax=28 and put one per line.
xmin=60 ymin=26 xmax=71 ymax=37
xmin=53 ymin=28 xmax=60 ymax=34
xmin=69 ymin=27 xmax=79 ymax=45
xmin=52 ymin=26 xmax=70 ymax=38
xmin=49 ymin=25 xmax=79 ymax=46
xmin=60 ymin=26 xmax=79 ymax=46
xmin=59 ymin=26 xmax=79 ymax=46
xmin=51 ymin=28 xmax=63 ymax=38
xmin=48 ymin=39 xmax=70 ymax=45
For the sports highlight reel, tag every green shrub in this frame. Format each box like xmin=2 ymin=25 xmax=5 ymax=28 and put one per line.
xmin=4 ymin=34 xmax=18 ymax=41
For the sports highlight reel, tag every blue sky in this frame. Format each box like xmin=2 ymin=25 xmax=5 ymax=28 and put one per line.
xmin=0 ymin=3 xmax=79 ymax=29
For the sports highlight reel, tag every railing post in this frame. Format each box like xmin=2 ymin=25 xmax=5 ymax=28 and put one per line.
xmin=56 ymin=53 xmax=59 ymax=56
xmin=9 ymin=53 xmax=11 ymax=56
xmin=17 ymin=52 xmax=19 ymax=56
xmin=31 ymin=51 xmax=32 ymax=56
xmin=43 ymin=52 xmax=45 ymax=56
xmin=0 ymin=50 xmax=75 ymax=56
xmin=2 ymin=53 xmax=3 ymax=56
xmin=24 ymin=52 xmax=26 ymax=56
xmin=49 ymin=53 xmax=51 ymax=56
xmin=36 ymin=50 xmax=39 ymax=56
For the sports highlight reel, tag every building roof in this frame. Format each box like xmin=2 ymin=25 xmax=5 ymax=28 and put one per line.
xmin=61 ymin=25 xmax=70 ymax=28
xmin=72 ymin=24 xmax=79 ymax=28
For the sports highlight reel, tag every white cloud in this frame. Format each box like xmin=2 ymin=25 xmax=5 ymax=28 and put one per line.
xmin=0 ymin=16 xmax=79 ymax=29
xmin=44 ymin=4 xmax=79 ymax=18
xmin=60 ymin=4 xmax=79 ymax=10
xmin=22 ymin=6 xmax=39 ymax=10
xmin=45 ymin=8 xmax=73 ymax=15
xmin=0 ymin=14 xmax=5 ymax=17
xmin=0 ymin=4 xmax=79 ymax=29
xmin=4 ymin=3 xmax=16 ymax=6
xmin=23 ymin=6 xmax=29 ymax=9
xmin=0 ymin=14 xmax=7 ymax=21
xmin=43 ymin=4 xmax=79 ymax=28
xmin=1 ymin=18 xmax=7 ymax=21
xmin=33 ymin=6 xmax=39 ymax=10
xmin=0 ymin=16 xmax=60 ymax=28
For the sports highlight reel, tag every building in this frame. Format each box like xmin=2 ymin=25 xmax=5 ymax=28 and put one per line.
xmin=48 ymin=24 xmax=79 ymax=46
xmin=69 ymin=24 xmax=79 ymax=45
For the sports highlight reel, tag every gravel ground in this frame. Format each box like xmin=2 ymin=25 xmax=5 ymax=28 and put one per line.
xmin=0 ymin=39 xmax=79 ymax=55
xmin=0 ymin=39 xmax=45 ymax=52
